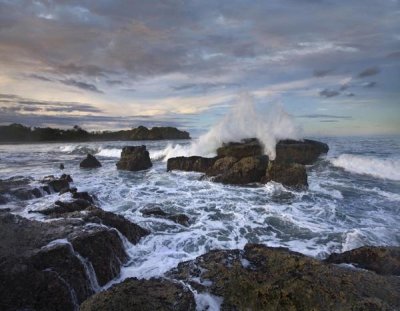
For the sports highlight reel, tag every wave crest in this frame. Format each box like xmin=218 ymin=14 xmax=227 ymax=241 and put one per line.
xmin=331 ymin=154 xmax=400 ymax=181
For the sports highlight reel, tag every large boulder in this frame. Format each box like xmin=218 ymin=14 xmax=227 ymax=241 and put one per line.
xmin=275 ymin=139 xmax=329 ymax=164
xmin=116 ymin=145 xmax=152 ymax=171
xmin=167 ymin=156 xmax=217 ymax=173
xmin=70 ymin=228 xmax=128 ymax=286
xmin=263 ymin=161 xmax=308 ymax=189
xmin=216 ymin=138 xmax=263 ymax=158
xmin=80 ymin=278 xmax=196 ymax=311
xmin=80 ymin=154 xmax=102 ymax=168
xmin=213 ymin=155 xmax=269 ymax=185
xmin=0 ymin=202 xmax=148 ymax=310
xmin=167 ymin=244 xmax=400 ymax=310
xmin=141 ymin=207 xmax=190 ymax=227
xmin=325 ymin=246 xmax=400 ymax=276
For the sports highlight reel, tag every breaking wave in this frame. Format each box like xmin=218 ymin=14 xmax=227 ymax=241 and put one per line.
xmin=331 ymin=154 xmax=400 ymax=181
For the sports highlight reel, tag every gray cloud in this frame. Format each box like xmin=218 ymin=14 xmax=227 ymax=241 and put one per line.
xmin=28 ymin=74 xmax=52 ymax=82
xmin=57 ymin=63 xmax=113 ymax=77
xmin=0 ymin=93 xmax=103 ymax=114
xmin=313 ymin=69 xmax=333 ymax=77
xmin=358 ymin=67 xmax=380 ymax=78
xmin=298 ymin=114 xmax=352 ymax=119
xmin=362 ymin=81 xmax=377 ymax=88
xmin=59 ymin=79 xmax=103 ymax=93
xmin=172 ymin=82 xmax=240 ymax=92
xmin=319 ymin=89 xmax=340 ymax=98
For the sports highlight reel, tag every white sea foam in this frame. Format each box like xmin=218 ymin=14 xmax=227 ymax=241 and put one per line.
xmin=331 ymin=154 xmax=400 ymax=181
xmin=155 ymin=93 xmax=301 ymax=161
xmin=96 ymin=147 xmax=121 ymax=158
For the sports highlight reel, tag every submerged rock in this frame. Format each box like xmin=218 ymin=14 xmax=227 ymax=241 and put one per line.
xmin=80 ymin=278 xmax=196 ymax=311
xmin=167 ymin=156 xmax=217 ymax=173
xmin=141 ymin=207 xmax=190 ymax=226
xmin=325 ymin=246 xmax=400 ymax=276
xmin=116 ymin=145 xmax=152 ymax=171
xmin=167 ymin=244 xmax=400 ymax=310
xmin=275 ymin=139 xmax=329 ymax=164
xmin=263 ymin=161 xmax=308 ymax=189
xmin=80 ymin=154 xmax=102 ymax=168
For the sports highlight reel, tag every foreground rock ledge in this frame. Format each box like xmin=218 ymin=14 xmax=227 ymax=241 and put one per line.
xmin=167 ymin=138 xmax=328 ymax=189
xmin=166 ymin=244 xmax=400 ymax=311
xmin=81 ymin=244 xmax=400 ymax=310
xmin=80 ymin=278 xmax=196 ymax=311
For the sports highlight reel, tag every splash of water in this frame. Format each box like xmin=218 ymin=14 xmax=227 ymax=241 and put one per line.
xmin=159 ymin=93 xmax=302 ymax=160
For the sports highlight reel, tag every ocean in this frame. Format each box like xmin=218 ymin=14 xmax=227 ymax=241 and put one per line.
xmin=0 ymin=135 xmax=399 ymax=288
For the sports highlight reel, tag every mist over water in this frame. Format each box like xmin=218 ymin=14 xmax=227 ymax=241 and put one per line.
xmin=158 ymin=93 xmax=301 ymax=160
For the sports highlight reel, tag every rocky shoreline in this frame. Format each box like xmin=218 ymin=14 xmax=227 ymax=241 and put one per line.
xmin=1 ymin=138 xmax=399 ymax=310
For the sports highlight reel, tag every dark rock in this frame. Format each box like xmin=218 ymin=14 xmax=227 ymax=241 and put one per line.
xmin=216 ymin=138 xmax=263 ymax=158
xmin=72 ymin=191 xmax=94 ymax=203
xmin=70 ymin=228 xmax=128 ymax=286
xmin=263 ymin=161 xmax=308 ymax=189
xmin=168 ymin=214 xmax=190 ymax=227
xmin=275 ymin=139 xmax=329 ymax=164
xmin=80 ymin=154 xmax=102 ymax=168
xmin=11 ymin=188 xmax=35 ymax=200
xmin=206 ymin=156 xmax=238 ymax=176
xmin=35 ymin=199 xmax=92 ymax=216
xmin=116 ymin=145 xmax=152 ymax=171
xmin=167 ymin=244 xmax=400 ymax=311
xmin=142 ymin=207 xmax=190 ymax=226
xmin=45 ymin=174 xmax=73 ymax=193
xmin=31 ymin=187 xmax=43 ymax=198
xmin=60 ymin=163 xmax=65 ymax=170
xmin=0 ymin=210 xmax=135 ymax=309
xmin=167 ymin=156 xmax=217 ymax=173
xmin=85 ymin=207 xmax=150 ymax=244
xmin=0 ymin=194 xmax=7 ymax=204
xmin=325 ymin=246 xmax=400 ymax=276
xmin=141 ymin=207 xmax=168 ymax=217
xmin=80 ymin=278 xmax=196 ymax=311
xmin=213 ymin=155 xmax=269 ymax=185
xmin=31 ymin=242 xmax=95 ymax=303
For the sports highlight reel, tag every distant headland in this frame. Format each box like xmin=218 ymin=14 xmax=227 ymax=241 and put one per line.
xmin=0 ymin=123 xmax=190 ymax=143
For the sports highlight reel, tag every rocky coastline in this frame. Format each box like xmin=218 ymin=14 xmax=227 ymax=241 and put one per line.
xmin=0 ymin=124 xmax=190 ymax=143
xmin=1 ymin=137 xmax=399 ymax=310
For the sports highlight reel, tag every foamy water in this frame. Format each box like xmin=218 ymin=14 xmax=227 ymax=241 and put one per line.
xmin=0 ymin=135 xmax=399 ymax=310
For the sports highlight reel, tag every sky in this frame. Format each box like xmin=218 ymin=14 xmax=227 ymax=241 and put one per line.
xmin=0 ymin=0 xmax=399 ymax=136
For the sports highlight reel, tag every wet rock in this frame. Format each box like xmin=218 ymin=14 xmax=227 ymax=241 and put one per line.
xmin=167 ymin=244 xmax=400 ymax=311
xmin=275 ymin=139 xmax=329 ymax=164
xmin=216 ymin=138 xmax=263 ymax=158
xmin=0 ymin=194 xmax=7 ymax=204
xmin=141 ymin=207 xmax=190 ymax=226
xmin=325 ymin=246 xmax=400 ymax=276
xmin=213 ymin=155 xmax=268 ymax=185
xmin=167 ymin=156 xmax=217 ymax=173
xmin=206 ymin=156 xmax=238 ymax=176
xmin=35 ymin=199 xmax=92 ymax=216
xmin=70 ymin=227 xmax=128 ymax=286
xmin=0 ymin=210 xmax=136 ymax=309
xmin=86 ymin=207 xmax=150 ymax=244
xmin=263 ymin=161 xmax=308 ymax=189
xmin=72 ymin=191 xmax=95 ymax=203
xmin=80 ymin=154 xmax=102 ymax=168
xmin=60 ymin=163 xmax=65 ymax=170
xmin=31 ymin=242 xmax=95 ymax=303
xmin=44 ymin=174 xmax=73 ymax=193
xmin=80 ymin=278 xmax=196 ymax=311
xmin=116 ymin=145 xmax=152 ymax=171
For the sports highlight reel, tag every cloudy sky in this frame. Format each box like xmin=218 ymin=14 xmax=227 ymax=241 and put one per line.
xmin=0 ymin=0 xmax=399 ymax=136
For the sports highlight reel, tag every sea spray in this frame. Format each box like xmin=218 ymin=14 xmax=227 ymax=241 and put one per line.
xmin=157 ymin=93 xmax=302 ymax=160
